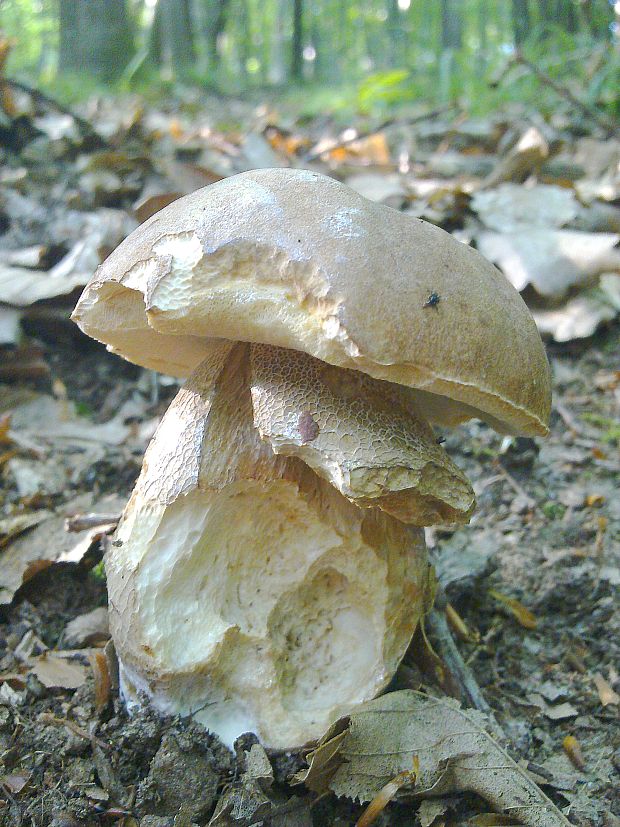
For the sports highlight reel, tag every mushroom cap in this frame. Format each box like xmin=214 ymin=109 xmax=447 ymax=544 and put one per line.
xmin=72 ymin=168 xmax=551 ymax=436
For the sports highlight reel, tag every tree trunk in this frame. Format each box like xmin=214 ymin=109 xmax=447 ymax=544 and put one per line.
xmin=477 ymin=0 xmax=488 ymax=73
xmin=441 ymin=0 xmax=463 ymax=50
xmin=291 ymin=0 xmax=304 ymax=81
xmin=269 ymin=0 xmax=288 ymax=83
xmin=439 ymin=0 xmax=462 ymax=103
xmin=556 ymin=0 xmax=577 ymax=33
xmin=580 ymin=0 xmax=614 ymax=39
xmin=387 ymin=0 xmax=406 ymax=67
xmin=152 ymin=0 xmax=195 ymax=74
xmin=58 ymin=0 xmax=78 ymax=75
xmin=58 ymin=0 xmax=134 ymax=80
xmin=197 ymin=0 xmax=231 ymax=72
xmin=512 ymin=0 xmax=531 ymax=44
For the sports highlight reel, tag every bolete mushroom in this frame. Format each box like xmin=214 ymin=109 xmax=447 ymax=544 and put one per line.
xmin=72 ymin=168 xmax=551 ymax=750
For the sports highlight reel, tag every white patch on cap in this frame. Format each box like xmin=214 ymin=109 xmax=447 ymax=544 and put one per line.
xmin=324 ymin=208 xmax=363 ymax=239
xmin=225 ymin=179 xmax=282 ymax=214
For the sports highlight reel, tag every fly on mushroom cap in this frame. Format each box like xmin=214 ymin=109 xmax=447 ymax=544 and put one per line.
xmin=72 ymin=168 xmax=551 ymax=750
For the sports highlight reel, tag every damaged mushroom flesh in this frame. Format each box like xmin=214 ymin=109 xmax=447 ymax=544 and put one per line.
xmin=73 ymin=168 xmax=551 ymax=750
xmin=111 ymin=340 xmax=473 ymax=749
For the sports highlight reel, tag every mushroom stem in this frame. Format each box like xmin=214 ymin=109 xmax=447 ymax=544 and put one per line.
xmin=108 ymin=343 xmax=429 ymax=749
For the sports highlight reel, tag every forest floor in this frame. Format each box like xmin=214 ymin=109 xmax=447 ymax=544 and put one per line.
xmin=0 ymin=84 xmax=618 ymax=826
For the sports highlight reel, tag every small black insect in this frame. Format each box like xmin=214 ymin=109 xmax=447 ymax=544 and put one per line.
xmin=423 ymin=292 xmax=441 ymax=309
xmin=436 ymin=436 xmax=446 ymax=445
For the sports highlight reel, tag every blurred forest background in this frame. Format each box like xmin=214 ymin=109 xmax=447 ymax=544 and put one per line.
xmin=1 ymin=0 xmax=619 ymax=117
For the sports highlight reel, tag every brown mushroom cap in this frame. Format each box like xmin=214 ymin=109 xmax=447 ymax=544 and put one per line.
xmin=72 ymin=168 xmax=551 ymax=436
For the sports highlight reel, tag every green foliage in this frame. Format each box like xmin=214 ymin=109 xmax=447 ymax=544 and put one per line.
xmin=356 ymin=70 xmax=413 ymax=114
xmin=541 ymin=501 xmax=566 ymax=520
xmin=1 ymin=0 xmax=57 ymax=76
xmin=90 ymin=560 xmax=106 ymax=581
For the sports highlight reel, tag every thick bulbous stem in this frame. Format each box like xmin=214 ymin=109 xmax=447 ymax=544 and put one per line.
xmin=107 ymin=342 xmax=429 ymax=749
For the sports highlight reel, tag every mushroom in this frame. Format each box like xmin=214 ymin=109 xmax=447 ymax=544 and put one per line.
xmin=72 ymin=168 xmax=551 ymax=750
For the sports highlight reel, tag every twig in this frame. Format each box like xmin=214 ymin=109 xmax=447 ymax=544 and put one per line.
xmin=65 ymin=513 xmax=120 ymax=533
xmin=426 ymin=579 xmax=506 ymax=742
xmin=495 ymin=462 xmax=535 ymax=510
xmin=4 ymin=78 xmax=110 ymax=147
xmin=38 ymin=713 xmax=111 ymax=751
xmin=302 ymin=105 xmax=457 ymax=163
xmin=513 ymin=50 xmax=618 ymax=137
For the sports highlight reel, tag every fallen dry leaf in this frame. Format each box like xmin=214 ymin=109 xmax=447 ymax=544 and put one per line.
xmin=0 ymin=210 xmax=135 ymax=305
xmin=64 ymin=606 xmax=109 ymax=648
xmin=0 ymin=511 xmax=51 ymax=550
xmin=532 ymin=274 xmax=620 ymax=341
xmin=321 ymin=691 xmax=571 ymax=827
xmin=543 ymin=702 xmax=579 ymax=721
xmin=417 ymin=798 xmax=451 ymax=826
xmin=344 ymin=172 xmax=406 ymax=203
xmin=592 ymin=673 xmax=620 ymax=707
xmin=293 ymin=718 xmax=350 ymax=793
xmin=30 ymin=653 xmax=86 ymax=689
xmin=482 ymin=126 xmax=548 ymax=188
xmin=0 ymin=772 xmax=31 ymax=795
xmin=0 ymin=306 xmax=21 ymax=345
xmin=0 ymin=496 xmax=124 ymax=605
xmin=471 ymin=183 xmax=579 ymax=232
xmin=134 ymin=191 xmax=182 ymax=223
xmin=476 ymin=228 xmax=620 ymax=297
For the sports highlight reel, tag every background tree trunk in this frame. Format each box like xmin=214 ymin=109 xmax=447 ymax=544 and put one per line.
xmin=512 ymin=0 xmax=531 ymax=44
xmin=58 ymin=0 xmax=134 ymax=80
xmin=291 ymin=0 xmax=304 ymax=81
xmin=269 ymin=0 xmax=288 ymax=83
xmin=151 ymin=0 xmax=195 ymax=75
xmin=441 ymin=0 xmax=463 ymax=50
xmin=198 ymin=0 xmax=232 ymax=72
xmin=439 ymin=0 xmax=463 ymax=103
xmin=386 ymin=0 xmax=406 ymax=67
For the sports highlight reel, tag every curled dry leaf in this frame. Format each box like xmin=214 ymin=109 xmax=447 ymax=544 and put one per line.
xmin=562 ymin=735 xmax=586 ymax=771
xmin=0 ymin=496 xmax=124 ymax=605
xmin=301 ymin=690 xmax=571 ymax=827
xmin=356 ymin=757 xmax=419 ymax=827
xmin=489 ymin=589 xmax=537 ymax=630
xmin=88 ymin=650 xmax=112 ymax=713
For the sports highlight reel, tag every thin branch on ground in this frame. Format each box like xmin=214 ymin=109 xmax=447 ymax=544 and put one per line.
xmin=302 ymin=105 xmax=457 ymax=162
xmin=426 ymin=578 xmax=507 ymax=742
xmin=513 ymin=50 xmax=618 ymax=137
